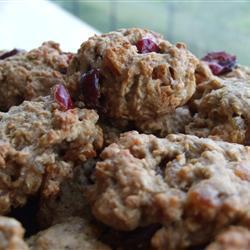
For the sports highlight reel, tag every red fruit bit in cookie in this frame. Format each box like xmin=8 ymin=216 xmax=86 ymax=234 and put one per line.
xmin=54 ymin=84 xmax=73 ymax=111
xmin=201 ymin=51 xmax=236 ymax=75
xmin=136 ymin=38 xmax=160 ymax=54
xmin=80 ymin=69 xmax=100 ymax=108
xmin=0 ymin=49 xmax=22 ymax=60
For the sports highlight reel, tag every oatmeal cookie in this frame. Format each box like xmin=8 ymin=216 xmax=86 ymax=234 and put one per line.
xmin=186 ymin=78 xmax=250 ymax=144
xmin=205 ymin=226 xmax=250 ymax=250
xmin=0 ymin=216 xmax=28 ymax=250
xmin=87 ymin=131 xmax=250 ymax=249
xmin=67 ymin=28 xmax=198 ymax=120
xmin=0 ymin=96 xmax=102 ymax=214
xmin=27 ymin=217 xmax=111 ymax=250
xmin=0 ymin=42 xmax=72 ymax=111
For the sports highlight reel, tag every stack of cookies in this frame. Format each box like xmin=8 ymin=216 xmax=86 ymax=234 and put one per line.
xmin=0 ymin=28 xmax=249 ymax=250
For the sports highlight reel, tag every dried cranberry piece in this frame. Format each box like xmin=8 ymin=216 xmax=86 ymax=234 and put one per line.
xmin=136 ymin=38 xmax=160 ymax=54
xmin=53 ymin=84 xmax=73 ymax=111
xmin=0 ymin=49 xmax=23 ymax=60
xmin=205 ymin=62 xmax=224 ymax=76
xmin=80 ymin=69 xmax=101 ymax=108
xmin=201 ymin=51 xmax=236 ymax=75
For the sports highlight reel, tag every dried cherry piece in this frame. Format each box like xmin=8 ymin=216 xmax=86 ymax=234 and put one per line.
xmin=201 ymin=51 xmax=236 ymax=75
xmin=0 ymin=49 xmax=23 ymax=60
xmin=80 ymin=69 xmax=101 ymax=108
xmin=53 ymin=84 xmax=73 ymax=111
xmin=136 ymin=38 xmax=160 ymax=54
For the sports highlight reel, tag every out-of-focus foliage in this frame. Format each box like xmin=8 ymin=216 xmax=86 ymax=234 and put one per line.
xmin=51 ymin=0 xmax=250 ymax=65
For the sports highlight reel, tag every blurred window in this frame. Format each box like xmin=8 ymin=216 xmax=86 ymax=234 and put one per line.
xmin=51 ymin=0 xmax=250 ymax=64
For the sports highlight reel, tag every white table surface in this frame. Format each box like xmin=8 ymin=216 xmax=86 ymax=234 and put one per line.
xmin=0 ymin=0 xmax=99 ymax=52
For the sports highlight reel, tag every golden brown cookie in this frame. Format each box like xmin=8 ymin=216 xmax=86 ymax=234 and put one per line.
xmin=0 ymin=42 xmax=72 ymax=111
xmin=67 ymin=28 xmax=198 ymax=121
xmin=87 ymin=131 xmax=250 ymax=249
xmin=186 ymin=78 xmax=250 ymax=144
xmin=0 ymin=95 xmax=102 ymax=214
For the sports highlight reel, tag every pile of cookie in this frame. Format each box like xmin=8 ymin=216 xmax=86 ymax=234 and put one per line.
xmin=0 ymin=28 xmax=250 ymax=250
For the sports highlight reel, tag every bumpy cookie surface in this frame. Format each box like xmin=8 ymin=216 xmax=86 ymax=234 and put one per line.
xmin=67 ymin=28 xmax=198 ymax=120
xmin=186 ymin=77 xmax=250 ymax=144
xmin=0 ymin=96 xmax=102 ymax=214
xmin=142 ymin=62 xmax=250 ymax=140
xmin=205 ymin=226 xmax=250 ymax=250
xmin=0 ymin=216 xmax=28 ymax=250
xmin=27 ymin=217 xmax=111 ymax=250
xmin=0 ymin=42 xmax=72 ymax=111
xmin=87 ymin=131 xmax=250 ymax=249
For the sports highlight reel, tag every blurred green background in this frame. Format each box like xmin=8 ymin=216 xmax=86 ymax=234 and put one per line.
xmin=51 ymin=0 xmax=250 ymax=65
